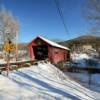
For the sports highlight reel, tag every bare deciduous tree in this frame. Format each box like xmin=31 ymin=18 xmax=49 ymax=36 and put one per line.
xmin=0 ymin=7 xmax=19 ymax=61
xmin=83 ymin=0 xmax=100 ymax=35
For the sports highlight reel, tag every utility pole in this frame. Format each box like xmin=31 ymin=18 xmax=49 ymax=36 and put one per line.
xmin=15 ymin=31 xmax=18 ymax=61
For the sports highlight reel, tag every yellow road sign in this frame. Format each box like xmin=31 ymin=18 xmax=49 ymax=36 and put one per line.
xmin=4 ymin=42 xmax=15 ymax=52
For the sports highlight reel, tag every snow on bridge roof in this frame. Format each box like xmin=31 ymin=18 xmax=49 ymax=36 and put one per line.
xmin=37 ymin=36 xmax=70 ymax=50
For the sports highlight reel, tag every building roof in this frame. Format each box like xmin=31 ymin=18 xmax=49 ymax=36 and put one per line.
xmin=36 ymin=36 xmax=70 ymax=50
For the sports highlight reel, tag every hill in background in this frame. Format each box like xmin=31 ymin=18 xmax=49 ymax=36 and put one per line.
xmin=59 ymin=35 xmax=100 ymax=52
xmin=59 ymin=35 xmax=100 ymax=47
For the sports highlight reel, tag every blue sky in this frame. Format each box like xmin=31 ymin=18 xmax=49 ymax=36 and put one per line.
xmin=0 ymin=0 xmax=91 ymax=42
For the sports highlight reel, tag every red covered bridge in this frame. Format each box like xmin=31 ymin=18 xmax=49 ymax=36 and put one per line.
xmin=28 ymin=36 xmax=70 ymax=64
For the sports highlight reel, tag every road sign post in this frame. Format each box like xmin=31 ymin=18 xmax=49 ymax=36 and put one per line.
xmin=6 ymin=53 xmax=10 ymax=76
xmin=4 ymin=39 xmax=15 ymax=76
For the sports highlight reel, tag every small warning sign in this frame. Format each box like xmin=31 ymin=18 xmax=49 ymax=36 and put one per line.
xmin=4 ymin=42 xmax=15 ymax=52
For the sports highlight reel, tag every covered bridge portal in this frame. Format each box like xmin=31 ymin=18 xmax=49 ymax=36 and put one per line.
xmin=28 ymin=36 xmax=70 ymax=64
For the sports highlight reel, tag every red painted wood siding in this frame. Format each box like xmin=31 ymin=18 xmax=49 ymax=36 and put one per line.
xmin=50 ymin=47 xmax=67 ymax=64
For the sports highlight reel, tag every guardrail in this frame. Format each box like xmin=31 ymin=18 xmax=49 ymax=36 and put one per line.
xmin=0 ymin=60 xmax=38 ymax=72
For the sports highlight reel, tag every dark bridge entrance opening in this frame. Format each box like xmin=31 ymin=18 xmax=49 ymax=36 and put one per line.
xmin=33 ymin=45 xmax=48 ymax=60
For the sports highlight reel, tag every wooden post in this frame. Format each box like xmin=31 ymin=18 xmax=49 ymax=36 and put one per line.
xmin=7 ymin=52 xmax=10 ymax=76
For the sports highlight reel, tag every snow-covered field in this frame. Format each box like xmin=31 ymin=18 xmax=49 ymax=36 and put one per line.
xmin=0 ymin=62 xmax=100 ymax=100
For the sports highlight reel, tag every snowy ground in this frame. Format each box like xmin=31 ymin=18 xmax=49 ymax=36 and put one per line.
xmin=65 ymin=72 xmax=100 ymax=92
xmin=0 ymin=62 xmax=100 ymax=100
xmin=65 ymin=72 xmax=100 ymax=84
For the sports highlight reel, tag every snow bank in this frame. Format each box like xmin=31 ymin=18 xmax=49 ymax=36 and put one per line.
xmin=0 ymin=62 xmax=100 ymax=100
xmin=0 ymin=59 xmax=6 ymax=64
xmin=71 ymin=53 xmax=90 ymax=67
xmin=71 ymin=53 xmax=89 ymax=61
xmin=71 ymin=53 xmax=100 ymax=67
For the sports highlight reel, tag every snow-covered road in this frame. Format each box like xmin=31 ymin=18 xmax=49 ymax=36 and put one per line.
xmin=0 ymin=62 xmax=100 ymax=100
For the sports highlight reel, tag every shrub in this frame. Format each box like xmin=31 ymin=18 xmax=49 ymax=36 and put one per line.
xmin=56 ymin=61 xmax=65 ymax=70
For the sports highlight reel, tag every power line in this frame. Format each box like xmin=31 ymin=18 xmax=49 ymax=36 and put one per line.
xmin=54 ymin=0 xmax=70 ymax=36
